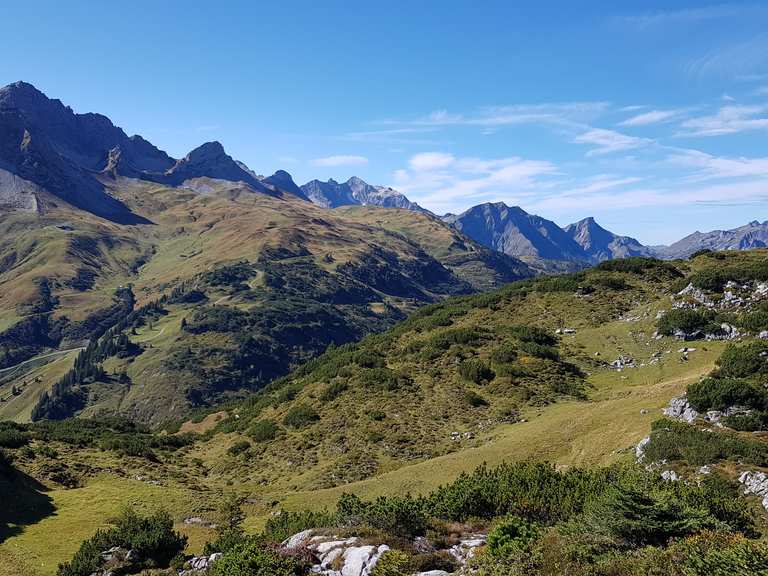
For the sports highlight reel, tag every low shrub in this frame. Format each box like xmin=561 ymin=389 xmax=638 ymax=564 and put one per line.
xmin=686 ymin=377 xmax=767 ymax=412
xmin=227 ymin=440 xmax=251 ymax=457
xmin=643 ymin=418 xmax=768 ymax=466
xmin=487 ymin=516 xmax=541 ymax=556
xmin=715 ymin=341 xmax=768 ymax=378
xmin=283 ymin=404 xmax=319 ymax=429
xmin=209 ymin=539 xmax=308 ymax=576
xmin=656 ymin=309 xmax=721 ymax=337
xmin=57 ymin=509 xmax=187 ymax=576
xmin=249 ymin=420 xmax=278 ymax=442
xmin=458 ymin=359 xmax=495 ymax=384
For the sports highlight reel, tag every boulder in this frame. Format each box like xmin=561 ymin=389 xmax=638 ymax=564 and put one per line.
xmin=635 ymin=436 xmax=651 ymax=462
xmin=739 ymin=471 xmax=768 ymax=511
xmin=662 ymin=396 xmax=698 ymax=423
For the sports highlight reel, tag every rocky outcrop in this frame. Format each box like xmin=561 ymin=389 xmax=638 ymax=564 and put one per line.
xmin=163 ymin=142 xmax=274 ymax=195
xmin=300 ymin=177 xmax=426 ymax=212
xmin=739 ymin=471 xmax=768 ymax=511
xmin=282 ymin=531 xmax=389 ymax=576
xmin=261 ymin=170 xmax=310 ymax=200
xmin=663 ymin=396 xmax=698 ymax=423
xmin=564 ymin=216 xmax=653 ymax=262
xmin=180 ymin=552 xmax=223 ymax=575
xmin=657 ymin=221 xmax=768 ymax=259
xmin=282 ymin=529 xmax=484 ymax=575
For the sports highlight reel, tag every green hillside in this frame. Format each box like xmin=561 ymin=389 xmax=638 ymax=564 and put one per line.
xmin=0 ymin=179 xmax=532 ymax=425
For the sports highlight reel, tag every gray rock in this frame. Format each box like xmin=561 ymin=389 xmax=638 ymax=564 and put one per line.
xmin=739 ymin=471 xmax=768 ymax=511
xmin=635 ymin=436 xmax=651 ymax=462
xmin=663 ymin=396 xmax=698 ymax=423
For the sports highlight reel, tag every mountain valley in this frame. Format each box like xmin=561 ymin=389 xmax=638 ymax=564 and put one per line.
xmin=3 ymin=80 xmax=768 ymax=576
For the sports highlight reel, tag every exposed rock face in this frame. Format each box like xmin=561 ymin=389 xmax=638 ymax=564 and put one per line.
xmin=657 ymin=221 xmax=768 ymax=259
xmin=0 ymin=168 xmax=40 ymax=211
xmin=0 ymin=81 xmax=173 ymax=173
xmin=300 ymin=177 xmax=426 ymax=212
xmin=0 ymin=81 xmax=281 ymax=222
xmin=663 ymin=396 xmax=698 ymax=423
xmin=635 ymin=436 xmax=651 ymax=462
xmin=445 ymin=202 xmax=588 ymax=266
xmin=164 ymin=142 xmax=273 ymax=195
xmin=282 ymin=529 xmax=481 ymax=575
xmin=261 ymin=170 xmax=309 ymax=200
xmin=564 ymin=217 xmax=652 ymax=262
xmin=739 ymin=471 xmax=768 ymax=511
xmin=281 ymin=531 xmax=389 ymax=576
xmin=180 ymin=552 xmax=223 ymax=575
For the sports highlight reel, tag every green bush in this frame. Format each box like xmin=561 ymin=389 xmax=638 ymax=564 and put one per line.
xmin=282 ymin=404 xmax=320 ymax=429
xmin=209 ymin=539 xmax=307 ymax=576
xmin=716 ymin=341 xmax=768 ymax=378
xmin=262 ymin=510 xmax=336 ymax=543
xmin=517 ymin=341 xmax=559 ymax=361
xmin=458 ymin=359 xmax=495 ymax=384
xmin=739 ymin=309 xmax=768 ymax=332
xmin=336 ymin=493 xmax=428 ymax=538
xmin=359 ymin=367 xmax=410 ymax=391
xmin=320 ymin=381 xmax=348 ymax=401
xmin=371 ymin=550 xmax=412 ymax=576
xmin=506 ymin=325 xmax=556 ymax=346
xmin=724 ymin=411 xmax=768 ymax=431
xmin=228 ymin=440 xmax=251 ymax=457
xmin=643 ymin=418 xmax=768 ymax=466
xmin=0 ymin=423 xmax=30 ymax=448
xmin=465 ymin=391 xmax=489 ymax=407
xmin=597 ymin=257 xmax=680 ymax=276
xmin=57 ymin=509 xmax=187 ymax=576
xmin=490 ymin=343 xmax=518 ymax=365
xmin=656 ymin=309 xmax=721 ymax=336
xmin=487 ymin=516 xmax=541 ymax=556
xmin=249 ymin=420 xmax=278 ymax=442
xmin=686 ymin=377 xmax=767 ymax=412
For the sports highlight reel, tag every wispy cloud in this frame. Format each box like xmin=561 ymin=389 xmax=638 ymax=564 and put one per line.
xmin=621 ymin=5 xmax=752 ymax=29
xmin=573 ymin=128 xmax=650 ymax=156
xmin=685 ymin=34 xmax=768 ymax=80
xmin=678 ymin=105 xmax=768 ymax=136
xmin=619 ymin=109 xmax=685 ymax=126
xmin=311 ymin=155 xmax=369 ymax=167
xmin=195 ymin=124 xmax=221 ymax=132
xmin=669 ymin=148 xmax=768 ymax=180
xmin=393 ymin=152 xmax=559 ymax=213
xmin=382 ymin=102 xmax=610 ymax=130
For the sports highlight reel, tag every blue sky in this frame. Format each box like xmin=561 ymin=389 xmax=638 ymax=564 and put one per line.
xmin=3 ymin=1 xmax=768 ymax=243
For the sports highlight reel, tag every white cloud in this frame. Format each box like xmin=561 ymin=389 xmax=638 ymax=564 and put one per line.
xmin=669 ymin=149 xmax=768 ymax=179
xmin=573 ymin=128 xmax=650 ymax=156
xmin=409 ymin=152 xmax=455 ymax=171
xmin=394 ymin=152 xmax=559 ymax=213
xmin=382 ymin=102 xmax=610 ymax=131
xmin=678 ymin=105 xmax=768 ymax=136
xmin=311 ymin=155 xmax=369 ymax=167
xmin=527 ymin=178 xmax=768 ymax=217
xmin=619 ymin=109 xmax=684 ymax=126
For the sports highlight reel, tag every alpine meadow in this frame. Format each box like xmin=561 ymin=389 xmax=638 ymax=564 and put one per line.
xmin=4 ymin=3 xmax=768 ymax=576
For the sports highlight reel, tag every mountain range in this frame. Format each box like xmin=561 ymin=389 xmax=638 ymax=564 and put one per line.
xmin=2 ymin=80 xmax=763 ymax=268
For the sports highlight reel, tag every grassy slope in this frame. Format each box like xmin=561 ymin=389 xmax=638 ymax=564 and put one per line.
xmin=0 ymin=255 xmax=745 ymax=575
xmin=0 ymin=179 xmax=532 ymax=423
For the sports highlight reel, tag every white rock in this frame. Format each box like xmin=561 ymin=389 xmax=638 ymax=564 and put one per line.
xmin=663 ymin=396 xmax=698 ymax=423
xmin=635 ymin=436 xmax=651 ymax=462
xmin=283 ymin=529 xmax=314 ymax=550
xmin=661 ymin=470 xmax=680 ymax=482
